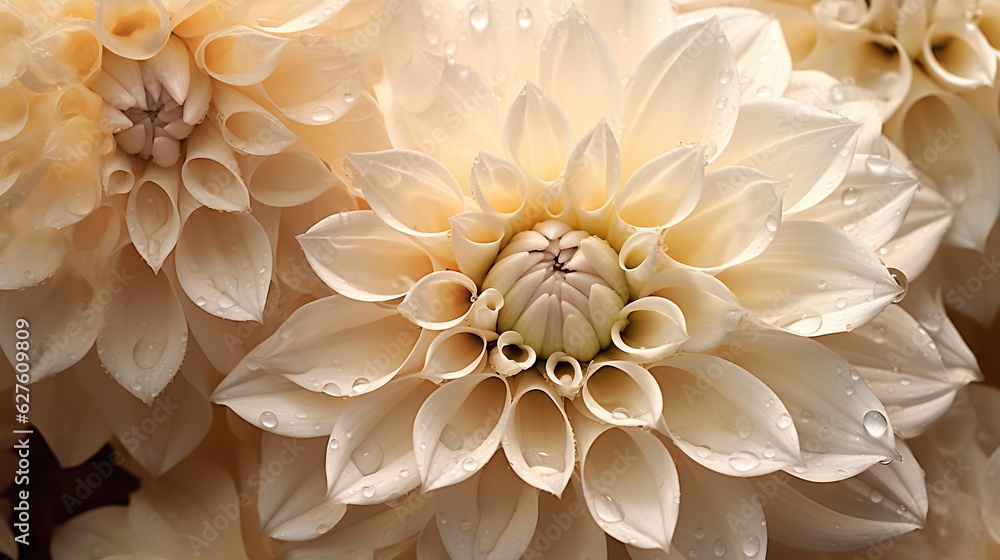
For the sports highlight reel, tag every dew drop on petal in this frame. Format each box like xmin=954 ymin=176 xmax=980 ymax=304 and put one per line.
xmin=132 ymin=331 xmax=166 ymax=369
xmin=460 ymin=519 xmax=472 ymax=531
xmin=470 ymin=5 xmax=489 ymax=30
xmin=835 ymin=297 xmax=848 ymax=309
xmin=869 ymin=489 xmax=884 ymax=503
xmin=713 ymin=538 xmax=727 ymax=557
xmin=719 ymin=69 xmax=734 ymax=85
xmin=260 ymin=411 xmax=278 ymax=429
xmin=729 ymin=451 xmax=761 ymax=472
xmin=863 ymin=410 xmax=888 ymax=437
xmin=611 ymin=407 xmax=630 ymax=420
xmin=361 ymin=485 xmax=376 ymax=498
xmin=776 ymin=413 xmax=792 ymax=429
xmin=322 ymin=382 xmax=343 ymax=396
xmin=841 ymin=187 xmax=860 ymax=206
xmin=736 ymin=420 xmax=754 ymax=439
xmin=765 ymin=215 xmax=779 ymax=232
xmin=776 ymin=308 xmax=822 ymax=335
xmin=440 ymin=424 xmax=463 ymax=451
xmin=741 ymin=534 xmax=761 ymax=557
xmin=716 ymin=96 xmax=728 ymax=110
xmin=352 ymin=377 xmax=370 ymax=393
xmin=594 ymin=494 xmax=624 ymax=522
xmin=461 ymin=457 xmax=478 ymax=471
xmin=516 ymin=6 xmax=532 ymax=28
xmin=329 ymin=438 xmax=340 ymax=450
xmin=351 ymin=441 xmax=384 ymax=476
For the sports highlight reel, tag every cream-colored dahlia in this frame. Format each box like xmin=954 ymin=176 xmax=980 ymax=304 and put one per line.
xmin=209 ymin=3 xmax=946 ymax=557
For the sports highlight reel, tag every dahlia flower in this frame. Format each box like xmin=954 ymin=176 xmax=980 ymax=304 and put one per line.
xmin=208 ymin=2 xmax=944 ymax=557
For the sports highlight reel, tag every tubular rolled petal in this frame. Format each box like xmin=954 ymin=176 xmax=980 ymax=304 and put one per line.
xmin=181 ymin=123 xmax=251 ymax=212
xmin=211 ymin=82 xmax=298 ymax=155
xmin=488 ymin=330 xmax=535 ymax=377
xmin=449 ymin=212 xmax=508 ymax=286
xmin=101 ymin=147 xmax=136 ymax=195
xmin=610 ymin=296 xmax=689 ymax=361
xmin=195 ymin=25 xmax=288 ymax=87
xmin=398 ymin=271 xmax=478 ymax=330
xmin=502 ymin=374 xmax=574 ymax=496
xmin=504 ymin=81 xmax=573 ymax=182
xmin=614 ymin=144 xmax=705 ymax=230
xmin=578 ymin=360 xmax=663 ymax=429
xmin=562 ymin=120 xmax=621 ymax=233
xmin=420 ymin=327 xmax=494 ymax=382
xmin=543 ymin=352 xmax=585 ymax=399
xmin=921 ymin=20 xmax=996 ymax=91
xmin=126 ymin=162 xmax=182 ymax=272
xmin=640 ymin=268 xmax=745 ymax=353
xmin=240 ymin=144 xmax=337 ymax=207
xmin=470 ymin=151 xmax=529 ymax=219
xmin=94 ymin=0 xmax=171 ymax=60
xmin=22 ymin=20 xmax=103 ymax=91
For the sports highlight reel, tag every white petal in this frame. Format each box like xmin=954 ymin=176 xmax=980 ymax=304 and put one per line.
xmin=718 ymin=324 xmax=899 ymax=481
xmin=618 ymin=231 xmax=668 ymax=298
xmin=520 ymin=476 xmax=608 ymax=559
xmin=21 ymin=20 xmax=102 ymax=89
xmin=752 ymin=440 xmax=927 ymax=552
xmin=502 ymin=374 xmax=574 ymax=497
xmin=240 ymin=145 xmax=338 ymax=207
xmin=0 ymin=226 xmax=67 ymax=290
xmin=52 ymin=507 xmax=136 ymax=559
xmin=95 ymin=247 xmax=187 ymax=404
xmin=450 ymin=212 xmax=509 ymax=286
xmin=31 ymin=367 xmax=110 ymax=467
xmin=899 ymin=282 xmax=981 ymax=382
xmin=146 ymin=35 xmax=191 ymax=104
xmin=717 ymin=221 xmax=905 ymax=336
xmin=420 ymin=327 xmax=494 ymax=383
xmin=651 ymin=353 xmax=801 ymax=476
xmin=572 ymin=415 xmax=680 ymax=550
xmin=194 ymin=25 xmax=287 ymax=86
xmin=539 ymin=6 xmax=623 ymax=138
xmin=711 ymin=98 xmax=862 ymax=213
xmin=101 ymin=147 xmax=136 ymax=195
xmin=347 ymin=150 xmax=464 ymax=237
xmin=298 ymin=210 xmax=437 ymax=302
xmin=259 ymin=36 xmax=362 ymax=124
xmin=621 ymin=17 xmax=740 ymax=174
xmin=614 ymin=144 xmax=704 ymax=230
xmin=211 ymin=82 xmax=298 ymax=155
xmin=504 ymin=81 xmax=573 ymax=182
xmin=578 ymin=360 xmax=663 ymax=429
xmin=639 ymin=268 xmax=744 ymax=353
xmin=182 ymin=64 xmax=212 ymax=125
xmin=783 ymin=70 xmax=884 ymax=151
xmin=575 ymin=0 xmax=675 ymax=75
xmin=94 ymin=0 xmax=170 ymax=60
xmin=470 ymin=152 xmax=529 ymax=219
xmin=435 ymin=456 xmax=539 ymax=559
xmin=398 ymin=271 xmax=478 ymax=330
xmin=413 ymin=373 xmax=511 ymax=491
xmin=326 ymin=378 xmax=436 ymax=505
xmin=181 ymin=123 xmax=251 ymax=212
xmin=126 ymin=163 xmax=181 ymax=273
xmin=611 ymin=296 xmax=689 ymax=361
xmin=562 ymin=120 xmax=621 ymax=232
xmin=878 ymin=181 xmax=953 ymax=280
xmin=921 ymin=20 xmax=996 ymax=90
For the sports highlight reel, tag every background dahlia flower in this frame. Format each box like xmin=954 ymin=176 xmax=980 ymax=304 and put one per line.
xmin=205 ymin=2 xmax=964 ymax=557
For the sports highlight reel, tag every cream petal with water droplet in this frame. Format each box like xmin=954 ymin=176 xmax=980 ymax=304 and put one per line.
xmin=504 ymin=81 xmax=572 ymax=182
xmin=752 ymin=440 xmax=927 ymax=552
xmin=577 ymin=360 xmax=663 ymax=429
xmin=621 ymin=17 xmax=740 ymax=174
xmin=95 ymin=247 xmax=187 ymax=404
xmin=346 ymin=150 xmax=465 ymax=237
xmin=719 ymin=324 xmax=898 ymax=481
xmin=126 ymin=163 xmax=181 ymax=273
xmin=211 ymin=82 xmax=298 ymax=155
xmin=94 ymin=0 xmax=170 ymax=60
xmin=398 ymin=271 xmax=478 ymax=330
xmin=717 ymin=221 xmax=904 ymax=336
xmin=20 ymin=20 xmax=102 ymax=91
xmin=651 ymin=354 xmax=801 ymax=476
xmin=212 ymin=357 xmax=349 ymax=437
xmin=298 ymin=210 xmax=436 ymax=302
xmin=575 ymin=0 xmax=674 ymax=75
xmin=326 ymin=378 xmax=435 ymax=505
xmin=783 ymin=70 xmax=884 ymax=152
xmin=434 ymin=455 xmax=539 ymax=559
xmin=899 ymin=283 xmax=981 ymax=383
xmin=711 ymin=98 xmax=861 ymax=213
xmin=614 ymin=144 xmax=704 ymax=230
xmin=664 ymin=166 xmax=786 ymax=271
xmin=420 ymin=326 xmax=494 ymax=383
xmin=921 ymin=20 xmax=996 ymax=91
xmin=413 ymin=373 xmax=511 ymax=491
xmin=175 ymin=208 xmax=271 ymax=322
xmin=194 ymin=25 xmax=287 ymax=86
xmin=539 ymin=6 xmax=622 ymax=139
xmin=639 ymin=268 xmax=744 ymax=353
xmin=502 ymin=375 xmax=574 ymax=497
xmin=878 ymin=179 xmax=953 ymax=280
xmin=610 ymin=296 xmax=689 ymax=362
xmin=572 ymin=414 xmax=680 ymax=551
xmin=181 ymin=123 xmax=251 ymax=212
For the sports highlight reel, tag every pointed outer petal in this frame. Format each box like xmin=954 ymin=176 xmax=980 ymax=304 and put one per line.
xmin=210 ymin=82 xmax=298 ymax=156
xmin=811 ymin=30 xmax=913 ymax=120
xmin=419 ymin=327 xmax=496 ymax=383
xmin=820 ymin=306 xmax=969 ymax=438
xmin=618 ymin=231 xmax=668 ymax=298
xmin=543 ymin=352 xmax=585 ymax=399
xmin=619 ymin=17 xmax=739 ymax=174
xmin=94 ymin=248 xmax=187 ymax=404
xmin=379 ymin=50 xmax=502 ymax=191
xmin=575 ymin=0 xmax=674 ymax=76
xmin=614 ymin=144 xmax=705 ymax=230
xmin=101 ymin=147 xmax=136 ymax=196
xmin=449 ymin=212 xmax=508 ymax=286
xmin=298 ymin=210 xmax=436 ymax=302
xmin=279 ymin=491 xmax=436 ymax=560
xmin=182 ymin=65 xmax=212 ymax=126
xmin=94 ymin=0 xmax=170 ymax=60
xmin=783 ymin=70 xmax=885 ymax=152
xmin=752 ymin=440 xmax=927 ymax=552
xmin=258 ymin=35 xmax=363 ymax=125
xmin=678 ymin=8 xmax=793 ymax=101
xmin=610 ymin=297 xmax=690 ymax=362
xmin=470 ymin=152 xmax=529 ymax=219
xmin=650 ymin=354 xmax=801 ymax=476
xmin=326 ymin=378 xmax=436 ymax=505
xmin=0 ymin=272 xmax=100 ymax=382
xmin=193 ymin=25 xmax=287 ymax=86
xmin=717 ymin=325 xmax=899 ymax=481
xmin=539 ymin=7 xmax=623 ymax=139
xmin=501 ymin=374 xmax=574 ymax=496
xmin=885 ymin=74 xmax=1000 ymax=253
xmin=639 ymin=268 xmax=745 ymax=354
xmin=899 ymin=283 xmax=981 ymax=382
xmin=465 ymin=287 xmax=504 ymax=333
xmin=240 ymin=145 xmax=338 ymax=208
xmin=174 ymin=207 xmax=271 ymax=322
xmin=503 ymin=81 xmax=572 ymax=182
xmin=398 ymin=271 xmax=478 ymax=330
xmin=181 ymin=122 xmax=251 ymax=212
xmin=488 ymin=330 xmax=536 ymax=377
xmin=212 ymin=358 xmax=349 ymax=438
xmin=563 ymin=120 xmax=621 ymax=230
xmin=710 ymin=99 xmax=862 ymax=214
xmin=243 ymin=295 xmax=424 ymax=396
xmin=878 ymin=182 xmax=953 ymax=280
xmin=126 ymin=163 xmax=181 ymax=272
xmin=572 ymin=414 xmax=680 ymax=551
xmin=77 ymin=358 xmax=210 ymax=476
xmin=787 ymin=156 xmax=919 ymax=250
xmin=31 ymin=373 xmax=110 ymax=468
xmin=670 ymin=449 xmax=768 ymax=559
xmin=51 ymin=507 xmax=136 ymax=559
xmin=716 ymin=221 xmax=905 ymax=336
xmin=412 ymin=373 xmax=511 ymax=492
xmin=346 ymin=150 xmax=465 ymax=237
xmin=0 ymin=226 xmax=67 ymax=289
xmin=0 ymin=87 xmax=27 ymax=142
xmin=663 ymin=166 xmax=786 ymax=271
xmin=575 ymin=360 xmax=663 ymax=429
xmin=921 ymin=20 xmax=996 ymax=91
xmin=256 ymin=433 xmax=346 ymax=541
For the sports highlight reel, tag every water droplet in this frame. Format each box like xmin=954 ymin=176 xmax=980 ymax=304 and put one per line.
xmin=777 ymin=413 xmax=792 ymax=429
xmin=835 ymin=297 xmax=848 ymax=309
xmin=611 ymin=407 xmax=630 ymax=420
xmin=440 ymin=424 xmax=464 ymax=451
xmin=343 ymin=91 xmax=355 ymax=103
xmin=842 ymin=187 xmax=860 ymax=206
xmin=461 ymin=457 xmax=478 ymax=471
xmin=352 ymin=377 xmax=370 ymax=393
xmin=713 ymin=538 xmax=727 ymax=557
xmin=695 ymin=446 xmax=712 ymax=458
xmin=846 ymin=386 xmax=855 ymax=395
xmin=729 ymin=451 xmax=761 ymax=472
xmin=863 ymin=410 xmax=888 ymax=437
xmin=470 ymin=5 xmax=489 ymax=30
xmin=737 ymin=420 xmax=754 ymax=439
xmin=694 ymin=527 xmax=706 ymax=539
xmin=294 ymin=409 xmax=308 ymax=419
xmin=869 ymin=490 xmax=884 ymax=503
xmin=516 ymin=6 xmax=533 ymax=28
xmin=260 ymin=411 xmax=278 ymax=429
xmin=801 ymin=411 xmax=814 ymax=423
xmin=594 ymin=494 xmax=623 ymax=522
xmin=210 ymin=271 xmax=241 ymax=309
xmin=895 ymin=504 xmax=907 ymax=515
xmin=329 ymin=439 xmax=340 ymax=449
xmin=460 ymin=519 xmax=472 ymax=531
xmin=322 ymin=382 xmax=343 ymax=396
xmin=887 ymin=267 xmax=908 ymax=303
xmin=741 ymin=534 xmax=760 ymax=557
xmin=765 ymin=215 xmax=779 ymax=232
xmin=361 ymin=485 xmax=376 ymax=498
xmin=310 ymin=106 xmax=335 ymax=122
xmin=723 ymin=309 xmax=743 ymax=331
xmin=351 ymin=441 xmax=384 ymax=476
xmin=719 ymin=69 xmax=734 ymax=85
xmin=400 ymin=468 xmax=410 ymax=477
xmin=754 ymin=85 xmax=773 ymax=98
xmin=762 ymin=445 xmax=776 ymax=459
xmin=817 ymin=279 xmax=828 ymax=289
xmin=716 ymin=96 xmax=728 ymax=110
xmin=776 ymin=308 xmax=822 ymax=335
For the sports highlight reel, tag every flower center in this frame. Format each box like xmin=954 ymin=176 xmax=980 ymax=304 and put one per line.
xmin=482 ymin=220 xmax=629 ymax=361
